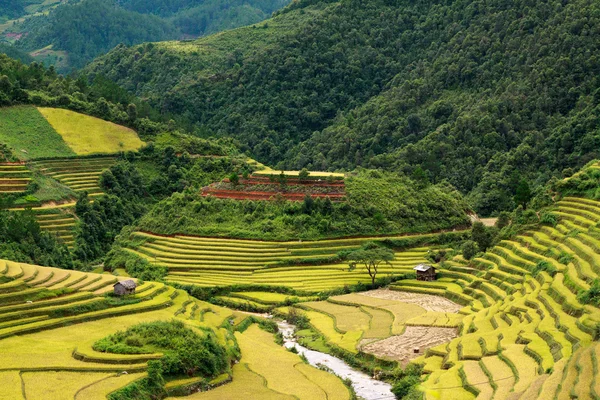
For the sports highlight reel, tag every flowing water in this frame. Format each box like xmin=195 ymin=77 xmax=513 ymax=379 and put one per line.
xmin=277 ymin=320 xmax=395 ymax=400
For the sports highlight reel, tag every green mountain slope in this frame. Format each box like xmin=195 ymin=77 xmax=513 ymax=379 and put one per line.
xmin=86 ymin=0 xmax=600 ymax=215
xmin=4 ymin=0 xmax=288 ymax=70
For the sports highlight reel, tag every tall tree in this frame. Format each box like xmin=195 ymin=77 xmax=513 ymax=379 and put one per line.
xmin=347 ymin=242 xmax=395 ymax=285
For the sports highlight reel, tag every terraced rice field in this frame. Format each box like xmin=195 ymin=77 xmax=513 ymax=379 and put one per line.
xmin=126 ymin=231 xmax=438 ymax=292
xmin=389 ymin=197 xmax=600 ymax=399
xmin=29 ymin=156 xmax=116 ymax=197
xmin=180 ymin=324 xmax=350 ymax=400
xmin=0 ymin=162 xmax=32 ymax=194
xmin=35 ymin=211 xmax=77 ymax=246
xmin=37 ymin=107 xmax=145 ymax=155
xmin=202 ymin=173 xmax=346 ymax=202
xmin=294 ymin=290 xmax=461 ymax=359
xmin=6 ymin=206 xmax=78 ymax=247
xmin=0 ymin=259 xmax=353 ymax=399
xmin=0 ymin=259 xmax=241 ymax=398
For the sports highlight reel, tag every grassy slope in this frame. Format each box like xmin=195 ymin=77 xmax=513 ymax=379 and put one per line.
xmin=0 ymin=106 xmax=75 ymax=160
xmin=37 ymin=107 xmax=144 ymax=155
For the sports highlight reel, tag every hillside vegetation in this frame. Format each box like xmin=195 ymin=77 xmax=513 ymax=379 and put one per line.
xmin=0 ymin=106 xmax=144 ymax=159
xmin=6 ymin=0 xmax=288 ymax=69
xmin=137 ymin=170 xmax=470 ymax=241
xmin=0 ymin=106 xmax=75 ymax=160
xmin=87 ymin=0 xmax=600 ymax=215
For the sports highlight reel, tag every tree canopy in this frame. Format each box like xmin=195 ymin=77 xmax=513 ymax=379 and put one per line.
xmin=86 ymin=0 xmax=600 ymax=215
xmin=346 ymin=242 xmax=395 ymax=285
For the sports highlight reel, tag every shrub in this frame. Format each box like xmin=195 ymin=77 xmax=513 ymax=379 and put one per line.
xmin=95 ymin=320 xmax=229 ymax=378
xmin=461 ymin=240 xmax=479 ymax=260
xmin=558 ymin=252 xmax=574 ymax=265
xmin=578 ymin=280 xmax=600 ymax=307
xmin=533 ymin=260 xmax=557 ymax=277
xmin=540 ymin=212 xmax=559 ymax=227
xmin=392 ymin=375 xmax=420 ymax=399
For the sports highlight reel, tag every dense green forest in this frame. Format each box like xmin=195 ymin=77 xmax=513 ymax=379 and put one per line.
xmin=7 ymin=0 xmax=288 ymax=69
xmin=86 ymin=0 xmax=600 ymax=216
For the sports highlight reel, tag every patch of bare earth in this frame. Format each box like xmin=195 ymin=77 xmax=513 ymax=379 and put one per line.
xmin=362 ymin=326 xmax=457 ymax=366
xmin=359 ymin=289 xmax=462 ymax=313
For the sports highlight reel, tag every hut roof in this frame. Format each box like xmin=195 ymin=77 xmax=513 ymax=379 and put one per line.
xmin=413 ymin=264 xmax=434 ymax=272
xmin=114 ymin=279 xmax=137 ymax=289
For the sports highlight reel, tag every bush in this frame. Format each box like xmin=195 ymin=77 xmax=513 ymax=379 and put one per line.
xmin=540 ymin=212 xmax=559 ymax=227
xmin=578 ymin=280 xmax=600 ymax=307
xmin=461 ymin=240 xmax=479 ymax=260
xmin=95 ymin=320 xmax=229 ymax=377
xmin=392 ymin=375 xmax=420 ymax=399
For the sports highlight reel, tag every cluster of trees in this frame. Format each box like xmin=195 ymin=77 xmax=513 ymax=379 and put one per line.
xmin=74 ymin=147 xmax=248 ymax=263
xmin=0 ymin=210 xmax=73 ymax=269
xmin=0 ymin=0 xmax=36 ymax=19
xmin=136 ymin=170 xmax=470 ymax=241
xmin=9 ymin=0 xmax=287 ymax=70
xmin=74 ymin=163 xmax=146 ymax=262
xmin=95 ymin=320 xmax=230 ymax=399
xmin=87 ymin=0 xmax=600 ymax=216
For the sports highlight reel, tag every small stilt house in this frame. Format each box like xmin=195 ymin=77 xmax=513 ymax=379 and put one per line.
xmin=414 ymin=264 xmax=436 ymax=281
xmin=114 ymin=279 xmax=137 ymax=296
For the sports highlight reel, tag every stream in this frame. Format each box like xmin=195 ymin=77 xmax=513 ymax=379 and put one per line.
xmin=277 ymin=321 xmax=394 ymax=400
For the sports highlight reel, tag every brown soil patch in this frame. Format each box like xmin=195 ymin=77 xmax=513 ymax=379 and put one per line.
xmin=359 ymin=289 xmax=462 ymax=313
xmin=362 ymin=326 xmax=457 ymax=366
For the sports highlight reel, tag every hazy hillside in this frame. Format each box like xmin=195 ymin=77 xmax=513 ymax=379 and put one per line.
xmin=86 ymin=0 xmax=600 ymax=216
xmin=3 ymin=0 xmax=288 ymax=70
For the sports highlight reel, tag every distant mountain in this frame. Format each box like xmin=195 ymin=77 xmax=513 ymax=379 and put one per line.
xmin=86 ymin=0 xmax=600 ymax=215
xmin=1 ymin=0 xmax=288 ymax=70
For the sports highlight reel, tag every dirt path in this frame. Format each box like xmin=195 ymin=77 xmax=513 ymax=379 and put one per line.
xmin=362 ymin=326 xmax=457 ymax=366
xmin=359 ymin=289 xmax=462 ymax=313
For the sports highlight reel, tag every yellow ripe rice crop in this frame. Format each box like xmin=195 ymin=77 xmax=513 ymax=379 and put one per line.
xmin=233 ymin=324 xmax=349 ymax=399
xmin=175 ymin=363 xmax=293 ymax=400
xmin=231 ymin=291 xmax=316 ymax=304
xmin=303 ymin=301 xmax=370 ymax=332
xmin=22 ymin=371 xmax=114 ymax=400
xmin=423 ymin=365 xmax=475 ymax=400
xmin=37 ymin=107 xmax=144 ymax=155
xmin=303 ymin=310 xmax=362 ymax=353
xmin=74 ymin=373 xmax=146 ymax=399
xmin=461 ymin=361 xmax=493 ymax=399
xmin=294 ymin=363 xmax=351 ymax=400
xmin=361 ymin=306 xmax=393 ymax=339
xmin=0 ymin=371 xmax=23 ymax=400
xmin=572 ymin=346 xmax=594 ymax=399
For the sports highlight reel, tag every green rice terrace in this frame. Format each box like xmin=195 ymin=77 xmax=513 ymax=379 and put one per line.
xmin=29 ymin=156 xmax=117 ymax=198
xmin=0 ymin=162 xmax=32 ymax=194
xmin=121 ymin=231 xmax=463 ymax=292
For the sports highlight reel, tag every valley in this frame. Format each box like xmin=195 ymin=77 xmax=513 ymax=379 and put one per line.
xmin=1 ymin=0 xmax=600 ymax=398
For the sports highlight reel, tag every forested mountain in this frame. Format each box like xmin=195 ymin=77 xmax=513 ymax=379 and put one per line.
xmin=4 ymin=0 xmax=288 ymax=69
xmin=86 ymin=0 xmax=600 ymax=216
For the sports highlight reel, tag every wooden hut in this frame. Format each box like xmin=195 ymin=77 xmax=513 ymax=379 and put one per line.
xmin=413 ymin=264 xmax=436 ymax=281
xmin=113 ymin=280 xmax=137 ymax=296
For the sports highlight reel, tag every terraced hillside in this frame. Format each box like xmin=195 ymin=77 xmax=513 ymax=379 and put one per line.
xmin=30 ymin=156 xmax=116 ymax=197
xmin=202 ymin=173 xmax=347 ymax=202
xmin=34 ymin=210 xmax=77 ymax=246
xmin=0 ymin=260 xmax=231 ymax=397
xmin=124 ymin=231 xmax=454 ymax=292
xmin=0 ymin=162 xmax=32 ymax=194
xmin=387 ymin=196 xmax=600 ymax=399
xmin=0 ymin=260 xmax=352 ymax=399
